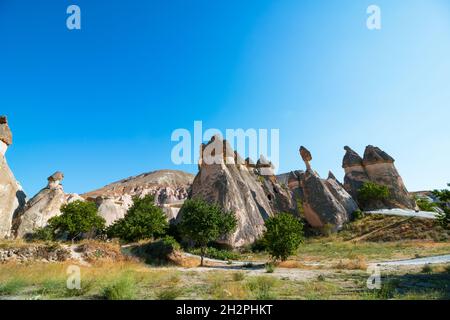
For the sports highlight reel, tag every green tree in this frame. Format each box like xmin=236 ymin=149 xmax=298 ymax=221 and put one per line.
xmin=432 ymin=183 xmax=450 ymax=203
xmin=357 ymin=182 xmax=390 ymax=205
xmin=47 ymin=200 xmax=105 ymax=241
xmin=262 ymin=213 xmax=304 ymax=261
xmin=415 ymin=197 xmax=438 ymax=212
xmin=433 ymin=183 xmax=450 ymax=229
xmin=106 ymin=195 xmax=168 ymax=242
xmin=436 ymin=208 xmax=450 ymax=229
xmin=178 ymin=199 xmax=237 ymax=266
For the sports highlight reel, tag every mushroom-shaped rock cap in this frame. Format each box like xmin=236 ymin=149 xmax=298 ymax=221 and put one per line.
xmin=256 ymin=155 xmax=272 ymax=168
xmin=363 ymin=145 xmax=394 ymax=165
xmin=299 ymin=146 xmax=312 ymax=163
xmin=0 ymin=115 xmax=13 ymax=146
xmin=48 ymin=171 xmax=64 ymax=182
xmin=342 ymin=146 xmax=363 ymax=168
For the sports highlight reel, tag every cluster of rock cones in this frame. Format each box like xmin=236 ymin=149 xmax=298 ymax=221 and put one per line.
xmin=0 ymin=116 xmax=416 ymax=247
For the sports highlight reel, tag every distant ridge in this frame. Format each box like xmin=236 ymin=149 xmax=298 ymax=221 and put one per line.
xmin=82 ymin=169 xmax=194 ymax=199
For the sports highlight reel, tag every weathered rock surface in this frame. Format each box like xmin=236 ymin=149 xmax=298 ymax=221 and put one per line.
xmin=14 ymin=172 xmax=82 ymax=238
xmin=0 ymin=116 xmax=26 ymax=238
xmin=82 ymin=170 xmax=194 ymax=224
xmin=342 ymin=145 xmax=415 ymax=210
xmin=180 ymin=135 xmax=296 ymax=247
xmin=95 ymin=195 xmax=132 ymax=226
xmin=0 ymin=116 xmax=13 ymax=147
xmin=291 ymin=147 xmax=358 ymax=230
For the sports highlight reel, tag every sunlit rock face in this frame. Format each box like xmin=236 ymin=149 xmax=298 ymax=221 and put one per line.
xmin=287 ymin=147 xmax=358 ymax=230
xmin=342 ymin=145 xmax=416 ymax=210
xmin=181 ymin=135 xmax=296 ymax=248
xmin=82 ymin=170 xmax=194 ymax=225
xmin=95 ymin=195 xmax=132 ymax=227
xmin=14 ymin=172 xmax=69 ymax=239
xmin=0 ymin=116 xmax=26 ymax=239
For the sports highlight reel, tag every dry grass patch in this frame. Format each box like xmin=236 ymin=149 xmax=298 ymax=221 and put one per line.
xmin=333 ymin=257 xmax=368 ymax=270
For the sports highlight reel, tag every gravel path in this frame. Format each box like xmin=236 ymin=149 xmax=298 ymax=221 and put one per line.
xmin=376 ymin=254 xmax=450 ymax=266
xmin=365 ymin=209 xmax=438 ymax=219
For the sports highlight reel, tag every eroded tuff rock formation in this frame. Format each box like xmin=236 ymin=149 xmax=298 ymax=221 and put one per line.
xmin=342 ymin=145 xmax=415 ymax=210
xmin=14 ymin=172 xmax=83 ymax=238
xmin=180 ymin=135 xmax=296 ymax=247
xmin=286 ymin=147 xmax=358 ymax=230
xmin=82 ymin=170 xmax=194 ymax=225
xmin=0 ymin=116 xmax=26 ymax=238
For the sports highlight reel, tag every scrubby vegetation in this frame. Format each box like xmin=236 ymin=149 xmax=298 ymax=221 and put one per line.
xmin=106 ymin=195 xmax=168 ymax=242
xmin=340 ymin=214 xmax=450 ymax=242
xmin=416 ymin=197 xmax=438 ymax=212
xmin=130 ymin=236 xmax=181 ymax=265
xmin=102 ymin=274 xmax=137 ymax=300
xmin=357 ymin=182 xmax=390 ymax=206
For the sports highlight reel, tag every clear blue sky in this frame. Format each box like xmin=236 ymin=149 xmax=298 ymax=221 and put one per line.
xmin=1 ymin=0 xmax=449 ymax=196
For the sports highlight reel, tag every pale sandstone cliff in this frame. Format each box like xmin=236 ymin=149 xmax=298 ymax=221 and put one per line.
xmin=0 ymin=116 xmax=26 ymax=238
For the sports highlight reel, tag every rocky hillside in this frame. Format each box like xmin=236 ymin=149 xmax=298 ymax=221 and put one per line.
xmin=82 ymin=170 xmax=194 ymax=225
xmin=82 ymin=170 xmax=194 ymax=199
xmin=178 ymin=135 xmax=296 ymax=248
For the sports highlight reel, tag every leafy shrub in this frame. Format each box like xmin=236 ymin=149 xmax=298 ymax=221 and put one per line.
xmin=47 ymin=200 xmax=105 ymax=241
xmin=250 ymin=238 xmax=268 ymax=253
xmin=265 ymin=262 xmax=275 ymax=273
xmin=107 ymin=195 xmax=168 ymax=242
xmin=102 ymin=275 xmax=136 ymax=300
xmin=422 ymin=264 xmax=433 ymax=274
xmin=178 ymin=199 xmax=237 ymax=266
xmin=432 ymin=184 xmax=450 ymax=203
xmin=436 ymin=208 xmax=450 ymax=229
xmin=352 ymin=209 xmax=365 ymax=221
xmin=187 ymin=247 xmax=240 ymax=261
xmin=357 ymin=182 xmax=390 ymax=205
xmin=296 ymin=198 xmax=305 ymax=218
xmin=430 ymin=184 xmax=450 ymax=229
xmin=262 ymin=213 xmax=304 ymax=261
xmin=30 ymin=226 xmax=55 ymax=241
xmin=132 ymin=236 xmax=180 ymax=265
xmin=416 ymin=197 xmax=438 ymax=212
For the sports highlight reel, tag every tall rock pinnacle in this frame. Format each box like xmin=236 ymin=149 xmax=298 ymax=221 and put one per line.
xmin=0 ymin=116 xmax=26 ymax=238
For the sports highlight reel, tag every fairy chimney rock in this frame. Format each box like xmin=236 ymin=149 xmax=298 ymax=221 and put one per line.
xmin=47 ymin=171 xmax=64 ymax=189
xmin=299 ymin=146 xmax=312 ymax=171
